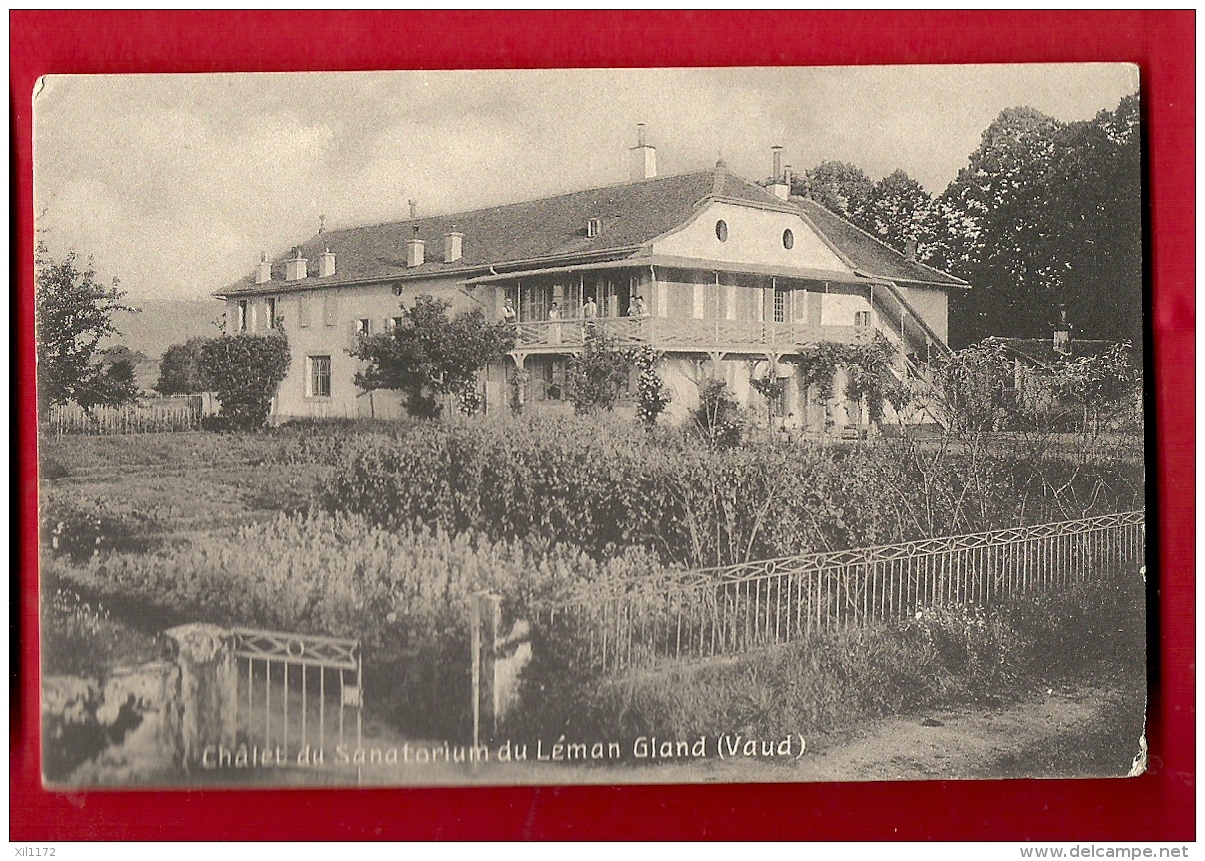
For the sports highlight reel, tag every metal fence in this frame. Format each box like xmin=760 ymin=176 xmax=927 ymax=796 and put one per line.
xmin=539 ymin=510 xmax=1145 ymax=674
xmin=42 ymin=396 xmax=214 ymax=435
xmin=232 ymin=627 xmax=363 ymax=757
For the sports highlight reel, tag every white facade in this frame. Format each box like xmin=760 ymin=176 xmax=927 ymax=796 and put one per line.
xmin=218 ymin=166 xmax=962 ymax=429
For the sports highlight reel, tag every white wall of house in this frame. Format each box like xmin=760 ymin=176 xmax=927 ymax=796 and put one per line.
xmin=651 ymin=201 xmax=854 ymax=274
xmin=820 ymin=290 xmax=873 ymax=327
xmin=225 ymin=275 xmax=491 ymax=420
xmin=895 ymin=283 xmax=950 ymax=345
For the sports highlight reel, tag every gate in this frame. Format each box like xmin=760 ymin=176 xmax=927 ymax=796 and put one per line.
xmin=231 ymin=627 xmax=363 ymax=757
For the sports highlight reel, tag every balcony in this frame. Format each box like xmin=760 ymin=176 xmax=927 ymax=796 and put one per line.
xmin=510 ymin=316 xmax=865 ymax=354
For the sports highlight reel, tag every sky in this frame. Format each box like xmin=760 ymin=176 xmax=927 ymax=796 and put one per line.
xmin=33 ymin=65 xmax=1138 ymax=305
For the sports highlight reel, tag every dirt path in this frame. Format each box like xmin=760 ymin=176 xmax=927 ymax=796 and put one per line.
xmin=180 ymin=682 xmax=1142 ymax=787
xmin=784 ymin=685 xmax=1142 ymax=782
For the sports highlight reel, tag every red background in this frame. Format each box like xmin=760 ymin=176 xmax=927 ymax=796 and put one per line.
xmin=10 ymin=10 xmax=1195 ymax=841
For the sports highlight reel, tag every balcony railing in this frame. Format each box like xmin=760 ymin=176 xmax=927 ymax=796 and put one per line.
xmin=510 ymin=316 xmax=865 ymax=352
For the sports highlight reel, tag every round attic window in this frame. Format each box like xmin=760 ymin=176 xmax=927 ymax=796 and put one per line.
xmin=783 ymin=229 xmax=795 ymax=249
xmin=715 ymin=220 xmax=729 ymax=242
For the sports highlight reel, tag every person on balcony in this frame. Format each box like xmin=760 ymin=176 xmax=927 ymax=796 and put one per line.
xmin=627 ymin=295 xmax=648 ymax=342
xmin=502 ymin=297 xmax=517 ymax=325
xmin=548 ymin=301 xmax=562 ymax=345
xmin=581 ymin=295 xmax=598 ymax=335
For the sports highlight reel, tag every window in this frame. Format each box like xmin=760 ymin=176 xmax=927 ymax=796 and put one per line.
xmin=385 ymin=316 xmax=405 ymax=332
xmin=586 ymin=218 xmax=601 ymax=238
xmin=773 ymin=288 xmax=787 ymax=323
xmin=715 ymin=219 xmax=728 ymax=242
xmin=854 ymin=310 xmax=871 ymax=328
xmin=355 ymin=318 xmax=371 ymax=336
xmin=782 ymin=229 xmax=795 ymax=250
xmin=308 ymin=356 xmax=332 ymax=398
xmin=265 ymin=297 xmax=278 ymax=329
xmin=298 ymin=296 xmax=310 ymax=328
xmin=237 ymin=299 xmax=249 ymax=332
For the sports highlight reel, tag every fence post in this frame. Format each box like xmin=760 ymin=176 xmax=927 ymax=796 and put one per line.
xmin=163 ymin=623 xmax=238 ymax=772
xmin=469 ymin=592 xmax=504 ymax=746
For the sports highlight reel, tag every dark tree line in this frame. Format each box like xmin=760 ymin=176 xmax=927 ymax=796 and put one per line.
xmin=794 ymin=94 xmax=1142 ymax=349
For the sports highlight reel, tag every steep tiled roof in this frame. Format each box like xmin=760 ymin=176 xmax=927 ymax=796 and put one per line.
xmin=793 ymin=197 xmax=968 ymax=288
xmin=222 ymin=168 xmax=789 ymax=295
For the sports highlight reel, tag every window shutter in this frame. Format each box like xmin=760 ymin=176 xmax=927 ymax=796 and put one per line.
xmin=298 ymin=296 xmax=310 ymax=328
xmin=323 ymin=292 xmax=338 ymax=327
xmin=807 ymin=290 xmax=823 ymax=326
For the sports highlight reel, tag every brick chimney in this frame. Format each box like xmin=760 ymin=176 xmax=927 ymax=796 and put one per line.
xmin=444 ymin=229 xmax=463 ymax=263
xmin=768 ymin=146 xmax=789 ymax=199
xmin=904 ymin=237 xmax=918 ymax=262
xmin=629 ymin=123 xmax=657 ymax=181
xmin=318 ymin=247 xmax=336 ymax=277
xmin=255 ymin=252 xmax=272 ymax=284
xmin=285 ymin=246 xmax=308 ymax=281
xmin=406 ymin=226 xmax=425 ymax=268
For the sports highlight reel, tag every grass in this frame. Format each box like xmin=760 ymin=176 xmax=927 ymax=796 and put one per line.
xmin=39 ymin=429 xmax=340 ymax=546
xmin=508 ymin=579 xmax=1147 ymax=752
xmin=41 ymin=587 xmax=162 ymax=677
xmin=37 ymin=423 xmax=1146 ymax=760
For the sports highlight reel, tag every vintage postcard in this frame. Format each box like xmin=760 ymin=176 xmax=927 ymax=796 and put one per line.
xmin=33 ymin=66 xmax=1146 ymax=788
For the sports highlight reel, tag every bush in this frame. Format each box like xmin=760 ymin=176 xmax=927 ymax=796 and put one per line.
xmin=41 ymin=499 xmax=160 ymax=563
xmin=692 ymin=379 xmax=743 ymax=449
xmin=350 ymin=295 xmax=514 ymax=418
xmin=45 ymin=511 xmax=660 ymax=736
xmin=320 ymin=415 xmax=1144 ymax=570
xmin=41 ymin=587 xmax=160 ymax=677
xmin=509 ymin=577 xmax=1145 ymax=742
xmin=155 ymin=338 xmax=211 ymax=395
xmin=200 ymin=332 xmax=291 ymax=430
xmin=567 ymin=329 xmax=632 ymax=415
xmin=322 ymin=416 xmax=858 ymax=567
xmin=632 ymin=347 xmax=671 ymax=427
xmin=903 ymin=604 xmax=1014 ymax=691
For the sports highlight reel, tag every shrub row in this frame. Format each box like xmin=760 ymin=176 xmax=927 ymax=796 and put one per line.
xmin=320 ymin=415 xmax=1145 ymax=569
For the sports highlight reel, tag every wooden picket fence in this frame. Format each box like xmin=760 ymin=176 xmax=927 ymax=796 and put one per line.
xmin=538 ymin=510 xmax=1146 ymax=674
xmin=41 ymin=396 xmax=215 ymax=435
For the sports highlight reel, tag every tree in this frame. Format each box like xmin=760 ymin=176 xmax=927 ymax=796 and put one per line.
xmin=99 ymin=344 xmax=149 ymax=367
xmin=860 ymin=169 xmax=938 ymax=257
xmin=34 ymin=242 xmax=139 ymax=411
xmin=795 ymin=334 xmax=899 ymax=425
xmin=351 ymin=295 xmax=515 ymax=418
xmin=155 ymin=338 xmax=212 ymax=395
xmin=692 ymin=378 xmax=742 ymax=449
xmin=933 ymin=106 xmax=1067 ymax=344
xmin=1045 ymin=94 xmax=1143 ymax=350
xmin=931 ymin=340 xmax=1017 ymax=436
xmin=748 ymin=373 xmax=785 ymax=430
xmin=797 ymin=161 xmax=874 ymax=221
xmin=199 ymin=332 xmax=291 ymax=430
xmin=81 ymin=354 xmax=140 ymax=407
xmin=930 ymin=95 xmax=1141 ymax=347
xmin=566 ymin=328 xmax=631 ymax=415
xmin=1032 ymin=342 xmax=1142 ymax=433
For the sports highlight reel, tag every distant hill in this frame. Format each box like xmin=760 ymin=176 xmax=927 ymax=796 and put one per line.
xmin=101 ymin=298 xmax=225 ymax=393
